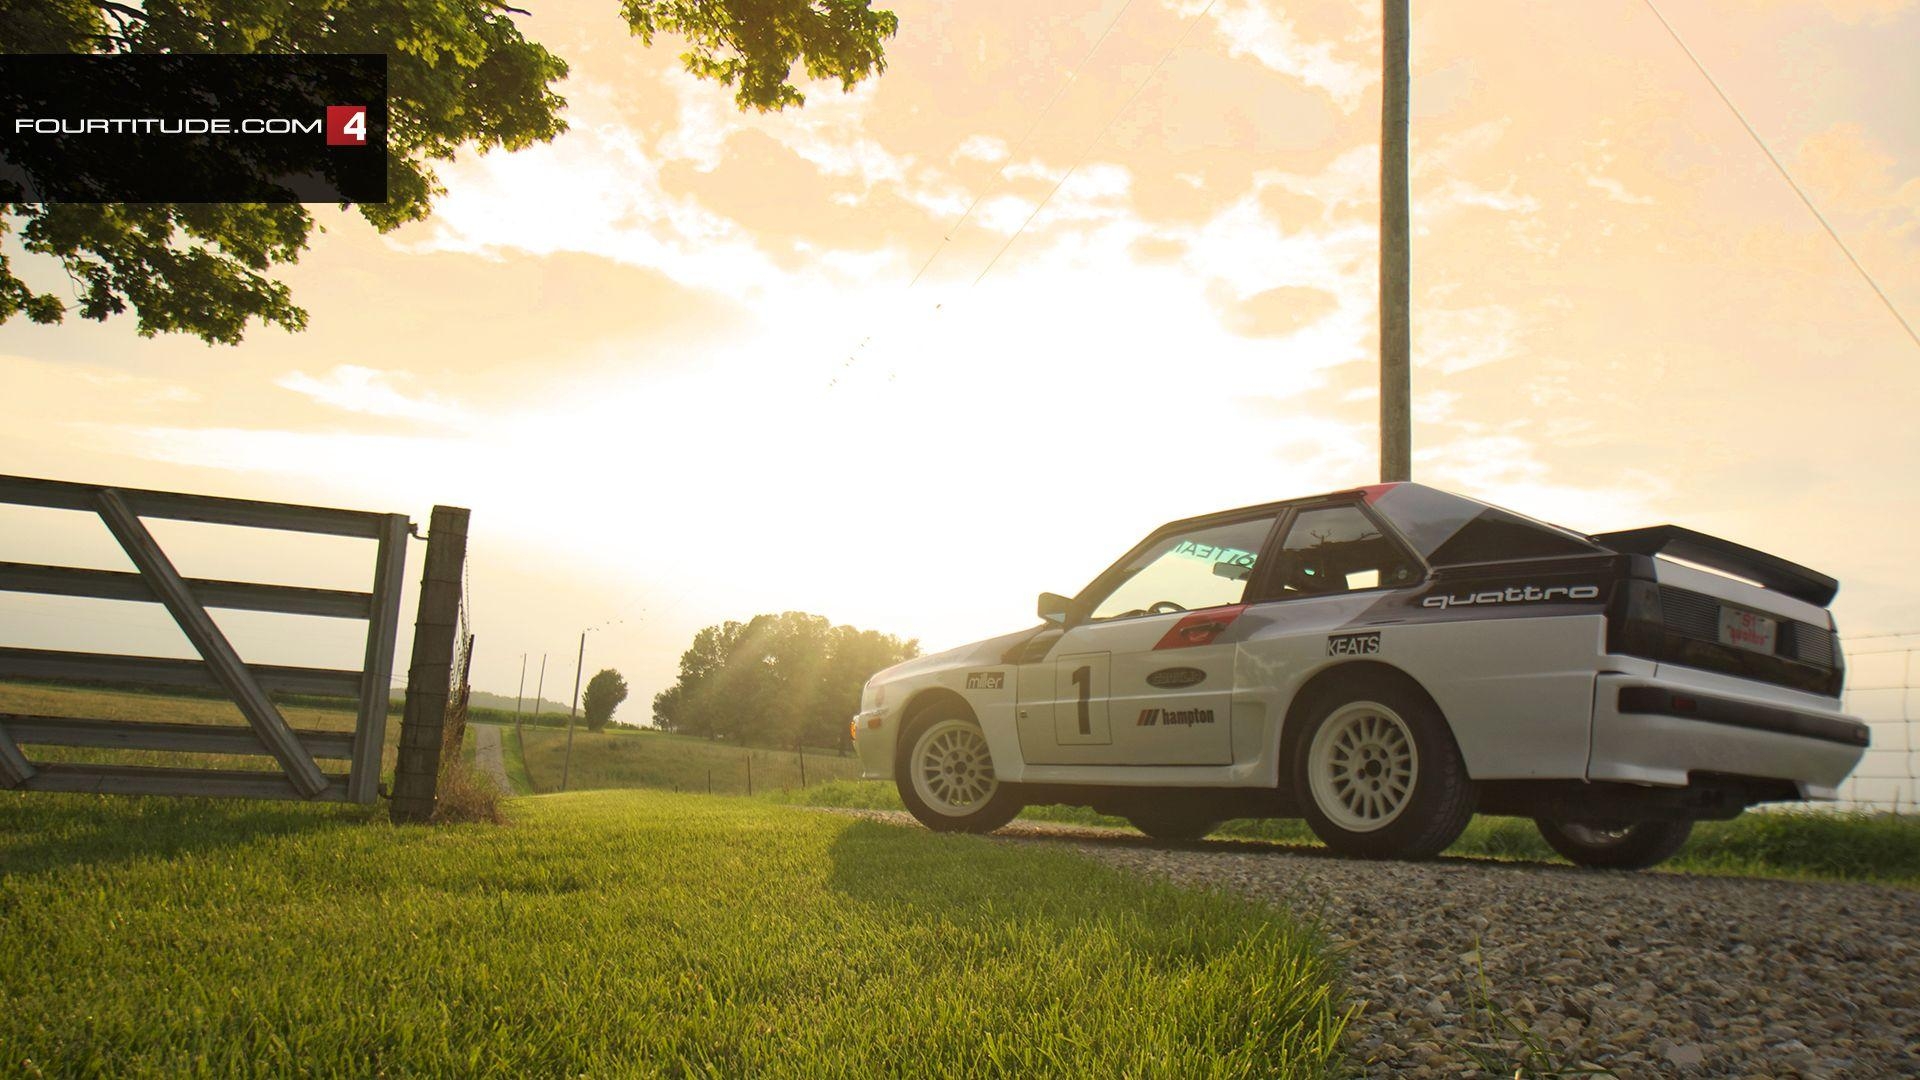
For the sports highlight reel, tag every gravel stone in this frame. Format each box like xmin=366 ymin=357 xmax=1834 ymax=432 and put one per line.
xmin=822 ymin=810 xmax=1920 ymax=1078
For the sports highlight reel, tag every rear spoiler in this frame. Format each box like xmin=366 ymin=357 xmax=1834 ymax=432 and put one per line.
xmin=1592 ymin=525 xmax=1838 ymax=607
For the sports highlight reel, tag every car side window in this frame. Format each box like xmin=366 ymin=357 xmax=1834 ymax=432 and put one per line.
xmin=1270 ymin=505 xmax=1419 ymax=598
xmin=1087 ymin=516 xmax=1278 ymax=622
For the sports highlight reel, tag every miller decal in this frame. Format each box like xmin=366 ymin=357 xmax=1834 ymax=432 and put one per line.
xmin=1421 ymin=584 xmax=1601 ymax=609
xmin=1137 ymin=707 xmax=1216 ymax=727
xmin=1327 ymin=631 xmax=1381 ymax=656
xmin=963 ymin=671 xmax=1005 ymax=691
xmin=1146 ymin=666 xmax=1207 ymax=689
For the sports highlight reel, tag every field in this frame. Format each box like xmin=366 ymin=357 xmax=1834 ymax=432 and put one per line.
xmin=0 ymin=789 xmax=1347 ymax=1077
xmin=0 ymin=681 xmax=402 ymax=777
xmin=516 ymin=725 xmax=862 ymax=795
xmin=774 ymin=780 xmax=1920 ymax=887
xmin=13 ymin=682 xmax=1917 ymax=888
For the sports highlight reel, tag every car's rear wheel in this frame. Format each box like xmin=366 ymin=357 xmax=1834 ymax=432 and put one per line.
xmin=896 ymin=706 xmax=1022 ymax=833
xmin=1292 ymin=682 xmax=1475 ymax=859
xmin=1535 ymin=817 xmax=1693 ymax=870
xmin=1124 ymin=806 xmax=1221 ymax=842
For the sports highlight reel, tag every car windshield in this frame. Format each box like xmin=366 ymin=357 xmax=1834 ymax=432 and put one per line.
xmin=1088 ymin=516 xmax=1277 ymax=621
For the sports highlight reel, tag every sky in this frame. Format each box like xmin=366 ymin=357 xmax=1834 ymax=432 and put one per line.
xmin=2 ymin=0 xmax=1917 ymax=720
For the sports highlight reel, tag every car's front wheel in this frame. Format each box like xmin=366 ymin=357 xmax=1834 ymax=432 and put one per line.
xmin=895 ymin=706 xmax=1022 ymax=833
xmin=1535 ymin=818 xmax=1693 ymax=870
xmin=1292 ymin=681 xmax=1475 ymax=859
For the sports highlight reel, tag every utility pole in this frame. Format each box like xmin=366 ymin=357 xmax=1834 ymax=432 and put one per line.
xmin=533 ymin=653 xmax=547 ymax=720
xmin=513 ymin=653 xmax=526 ymax=738
xmin=1380 ymin=0 xmax=1412 ymax=483
xmin=563 ymin=630 xmax=585 ymax=791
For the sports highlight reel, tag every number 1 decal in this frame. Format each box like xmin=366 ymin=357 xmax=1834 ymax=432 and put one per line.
xmin=1071 ymin=664 xmax=1092 ymax=735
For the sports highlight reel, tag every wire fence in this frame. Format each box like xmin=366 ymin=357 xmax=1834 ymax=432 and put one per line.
xmin=1837 ymin=634 xmax=1920 ymax=812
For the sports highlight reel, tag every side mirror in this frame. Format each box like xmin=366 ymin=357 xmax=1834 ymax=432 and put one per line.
xmin=1037 ymin=591 xmax=1073 ymax=625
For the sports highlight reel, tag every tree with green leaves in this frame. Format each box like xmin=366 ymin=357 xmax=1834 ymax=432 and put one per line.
xmin=582 ymin=667 xmax=629 ymax=732
xmin=652 ymin=611 xmax=915 ymax=749
xmin=0 ymin=0 xmax=898 ymax=344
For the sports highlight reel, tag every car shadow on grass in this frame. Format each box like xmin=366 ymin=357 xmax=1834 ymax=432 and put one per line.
xmin=0 ymin=793 xmax=373 ymax=878
xmin=990 ymin=820 xmax=1590 ymax=877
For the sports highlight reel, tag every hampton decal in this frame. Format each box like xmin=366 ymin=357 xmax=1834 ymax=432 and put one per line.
xmin=1327 ymin=631 xmax=1381 ymax=656
xmin=1421 ymin=585 xmax=1601 ymax=609
xmin=1137 ymin=707 xmax=1216 ymax=727
xmin=964 ymin=671 xmax=1006 ymax=691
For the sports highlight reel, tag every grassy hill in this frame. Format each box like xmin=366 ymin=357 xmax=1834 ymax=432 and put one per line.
xmin=0 ymin=789 xmax=1347 ymax=1077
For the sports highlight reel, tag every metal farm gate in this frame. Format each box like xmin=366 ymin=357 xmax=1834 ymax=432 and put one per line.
xmin=0 ymin=474 xmax=467 ymax=819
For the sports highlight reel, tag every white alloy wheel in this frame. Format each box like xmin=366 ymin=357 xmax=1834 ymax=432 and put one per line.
xmin=909 ymin=717 xmax=998 ymax=817
xmin=1306 ymin=701 xmax=1420 ymax=833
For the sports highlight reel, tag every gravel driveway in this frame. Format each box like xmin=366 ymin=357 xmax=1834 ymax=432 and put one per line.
xmin=827 ymin=810 xmax=1920 ymax=1078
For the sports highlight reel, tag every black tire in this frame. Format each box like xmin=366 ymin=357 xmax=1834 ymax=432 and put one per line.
xmin=1290 ymin=676 xmax=1476 ymax=860
xmin=1124 ymin=807 xmax=1221 ymax=842
xmin=894 ymin=704 xmax=1022 ymax=834
xmin=1535 ymin=818 xmax=1693 ymax=870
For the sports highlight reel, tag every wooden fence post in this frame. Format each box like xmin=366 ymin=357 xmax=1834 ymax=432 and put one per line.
xmin=389 ymin=505 xmax=469 ymax=824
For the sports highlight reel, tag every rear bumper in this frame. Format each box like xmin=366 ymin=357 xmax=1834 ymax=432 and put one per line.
xmin=1590 ymin=672 xmax=1868 ymax=796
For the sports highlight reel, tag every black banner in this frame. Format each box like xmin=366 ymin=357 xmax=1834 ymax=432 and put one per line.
xmin=0 ymin=54 xmax=387 ymax=203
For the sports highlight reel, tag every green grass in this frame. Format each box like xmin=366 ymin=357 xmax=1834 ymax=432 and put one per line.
xmin=520 ymin=726 xmax=863 ymax=796
xmin=499 ymin=723 xmax=535 ymax=796
xmin=0 ymin=789 xmax=1348 ymax=1077
xmin=779 ymin=780 xmax=1920 ymax=887
xmin=0 ymin=681 xmax=404 ymax=779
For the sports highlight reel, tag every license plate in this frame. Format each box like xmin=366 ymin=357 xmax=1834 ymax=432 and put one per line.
xmin=1718 ymin=607 xmax=1777 ymax=654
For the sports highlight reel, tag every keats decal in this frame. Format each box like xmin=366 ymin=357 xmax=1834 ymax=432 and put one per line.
xmin=1146 ymin=666 xmax=1207 ymax=689
xmin=1421 ymin=585 xmax=1601 ymax=609
xmin=1327 ymin=631 xmax=1381 ymax=656
xmin=963 ymin=671 xmax=1006 ymax=690
xmin=1136 ymin=707 xmax=1216 ymax=727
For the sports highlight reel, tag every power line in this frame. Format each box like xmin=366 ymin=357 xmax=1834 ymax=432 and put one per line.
xmin=1641 ymin=0 xmax=1920 ymax=353
xmin=972 ymin=0 xmax=1220 ymax=288
xmin=906 ymin=0 xmax=1140 ymax=289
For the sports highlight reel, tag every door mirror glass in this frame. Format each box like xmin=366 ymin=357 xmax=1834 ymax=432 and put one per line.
xmin=1037 ymin=591 xmax=1073 ymax=624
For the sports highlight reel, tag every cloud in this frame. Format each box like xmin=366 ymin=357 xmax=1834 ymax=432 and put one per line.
xmin=1218 ymin=285 xmax=1339 ymax=338
xmin=1417 ymin=305 xmax=1523 ymax=375
xmin=952 ymin=135 xmax=1010 ymax=164
xmin=1794 ymin=122 xmax=1920 ymax=232
xmin=1582 ymin=169 xmax=1656 ymax=206
xmin=275 ymin=366 xmax=467 ymax=426
xmin=1170 ymin=0 xmax=1374 ymax=110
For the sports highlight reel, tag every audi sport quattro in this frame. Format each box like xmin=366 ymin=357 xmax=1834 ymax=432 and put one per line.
xmin=851 ymin=483 xmax=1869 ymax=869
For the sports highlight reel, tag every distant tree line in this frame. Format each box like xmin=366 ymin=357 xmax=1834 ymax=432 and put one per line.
xmin=653 ymin=612 xmax=918 ymax=749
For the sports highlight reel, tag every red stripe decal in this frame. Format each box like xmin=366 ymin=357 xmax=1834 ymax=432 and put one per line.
xmin=1153 ymin=605 xmax=1247 ymax=650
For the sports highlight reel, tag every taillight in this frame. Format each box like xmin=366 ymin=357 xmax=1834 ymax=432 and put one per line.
xmin=1606 ymin=578 xmax=1665 ymax=657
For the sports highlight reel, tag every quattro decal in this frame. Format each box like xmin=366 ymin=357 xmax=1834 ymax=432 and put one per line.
xmin=1137 ymin=707 xmax=1216 ymax=727
xmin=963 ymin=671 xmax=1006 ymax=691
xmin=1421 ymin=584 xmax=1601 ymax=609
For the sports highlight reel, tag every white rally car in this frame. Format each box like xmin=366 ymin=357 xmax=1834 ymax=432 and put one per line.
xmin=852 ymin=483 xmax=1868 ymax=869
